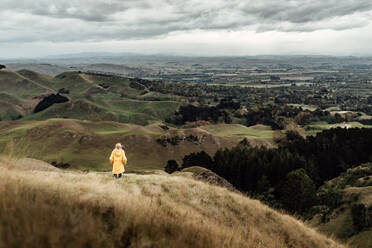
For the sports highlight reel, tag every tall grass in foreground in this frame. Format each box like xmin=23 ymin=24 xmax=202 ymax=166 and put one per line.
xmin=0 ymin=158 xmax=344 ymax=248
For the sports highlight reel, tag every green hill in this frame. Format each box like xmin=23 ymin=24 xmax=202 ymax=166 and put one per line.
xmin=0 ymin=68 xmax=52 ymax=96
xmin=0 ymin=69 xmax=53 ymax=120
xmin=309 ymin=163 xmax=372 ymax=248
xmin=0 ymin=157 xmax=344 ymax=248
xmin=0 ymin=69 xmax=180 ymax=124
xmin=0 ymin=119 xmax=246 ymax=171
xmin=17 ymin=69 xmax=54 ymax=88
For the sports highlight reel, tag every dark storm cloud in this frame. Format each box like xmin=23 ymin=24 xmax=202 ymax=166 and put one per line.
xmin=1 ymin=0 xmax=372 ymax=42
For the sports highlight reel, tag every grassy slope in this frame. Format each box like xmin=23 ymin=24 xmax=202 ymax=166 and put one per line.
xmin=0 ymin=92 xmax=25 ymax=120
xmin=0 ymin=119 xmax=248 ymax=171
xmin=200 ymin=124 xmax=275 ymax=146
xmin=0 ymin=68 xmax=53 ymax=120
xmin=17 ymin=69 xmax=54 ymax=88
xmin=1 ymin=70 xmax=181 ymax=125
xmin=0 ymin=68 xmax=52 ymax=96
xmin=309 ymin=164 xmax=372 ymax=248
xmin=0 ymin=157 xmax=344 ymax=248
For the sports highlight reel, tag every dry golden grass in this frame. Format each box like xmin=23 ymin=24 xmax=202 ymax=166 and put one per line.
xmin=0 ymin=158 xmax=345 ymax=248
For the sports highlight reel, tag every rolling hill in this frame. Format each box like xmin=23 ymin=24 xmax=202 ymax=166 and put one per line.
xmin=0 ymin=67 xmax=53 ymax=121
xmin=0 ymin=119 xmax=276 ymax=171
xmin=0 ymin=68 xmax=279 ymax=170
xmin=0 ymin=68 xmax=180 ymax=124
xmin=0 ymin=157 xmax=344 ymax=248
xmin=5 ymin=63 xmax=74 ymax=76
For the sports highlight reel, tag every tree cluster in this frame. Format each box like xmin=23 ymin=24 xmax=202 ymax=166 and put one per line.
xmin=168 ymin=105 xmax=223 ymax=125
xmin=242 ymin=105 xmax=343 ymax=129
xmin=179 ymin=127 xmax=372 ymax=213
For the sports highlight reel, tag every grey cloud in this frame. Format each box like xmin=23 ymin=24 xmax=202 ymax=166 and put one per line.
xmin=1 ymin=0 xmax=372 ymax=42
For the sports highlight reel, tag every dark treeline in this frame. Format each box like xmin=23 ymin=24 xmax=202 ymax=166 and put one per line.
xmin=242 ymin=105 xmax=345 ymax=130
xmin=167 ymin=103 xmax=352 ymax=128
xmin=167 ymin=105 xmax=232 ymax=124
xmin=286 ymin=128 xmax=372 ymax=181
xmin=180 ymin=127 xmax=372 ymax=212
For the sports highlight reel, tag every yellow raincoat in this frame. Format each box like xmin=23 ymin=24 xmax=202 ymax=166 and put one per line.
xmin=109 ymin=149 xmax=127 ymax=174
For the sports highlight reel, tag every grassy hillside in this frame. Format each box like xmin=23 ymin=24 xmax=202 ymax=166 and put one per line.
xmin=200 ymin=124 xmax=275 ymax=146
xmin=0 ymin=68 xmax=52 ymax=96
xmin=0 ymin=157 xmax=344 ymax=248
xmin=0 ymin=119 xmax=254 ymax=171
xmin=0 ymin=68 xmax=53 ymax=120
xmin=309 ymin=163 xmax=372 ymax=248
xmin=0 ymin=69 xmax=180 ymax=124
xmin=17 ymin=69 xmax=54 ymax=87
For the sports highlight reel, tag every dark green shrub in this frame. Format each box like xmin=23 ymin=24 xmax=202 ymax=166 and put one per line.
xmin=164 ymin=160 xmax=180 ymax=174
xmin=318 ymin=186 xmax=343 ymax=209
xmin=351 ymin=203 xmax=367 ymax=231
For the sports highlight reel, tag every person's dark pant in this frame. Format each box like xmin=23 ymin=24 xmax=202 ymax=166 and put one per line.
xmin=113 ymin=173 xmax=122 ymax=179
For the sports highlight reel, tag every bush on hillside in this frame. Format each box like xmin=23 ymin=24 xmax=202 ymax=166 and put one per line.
xmin=164 ymin=160 xmax=180 ymax=174
xmin=317 ymin=186 xmax=343 ymax=210
xmin=58 ymin=88 xmax=70 ymax=94
xmin=0 ymin=64 xmax=6 ymax=69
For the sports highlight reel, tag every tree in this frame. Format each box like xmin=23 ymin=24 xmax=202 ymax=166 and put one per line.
xmin=318 ymin=186 xmax=343 ymax=210
xmin=279 ymin=169 xmax=317 ymax=213
xmin=257 ymin=175 xmax=270 ymax=193
xmin=164 ymin=160 xmax=180 ymax=174
xmin=286 ymin=130 xmax=304 ymax=143
xmin=182 ymin=151 xmax=213 ymax=169
xmin=294 ymin=112 xmax=313 ymax=125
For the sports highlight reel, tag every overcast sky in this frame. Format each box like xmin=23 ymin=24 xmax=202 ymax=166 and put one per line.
xmin=1 ymin=0 xmax=372 ymax=58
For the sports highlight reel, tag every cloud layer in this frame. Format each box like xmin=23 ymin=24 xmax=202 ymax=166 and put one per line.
xmin=1 ymin=0 xmax=372 ymax=57
xmin=1 ymin=0 xmax=372 ymax=43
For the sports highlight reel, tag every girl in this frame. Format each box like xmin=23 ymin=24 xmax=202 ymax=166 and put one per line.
xmin=109 ymin=143 xmax=127 ymax=179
